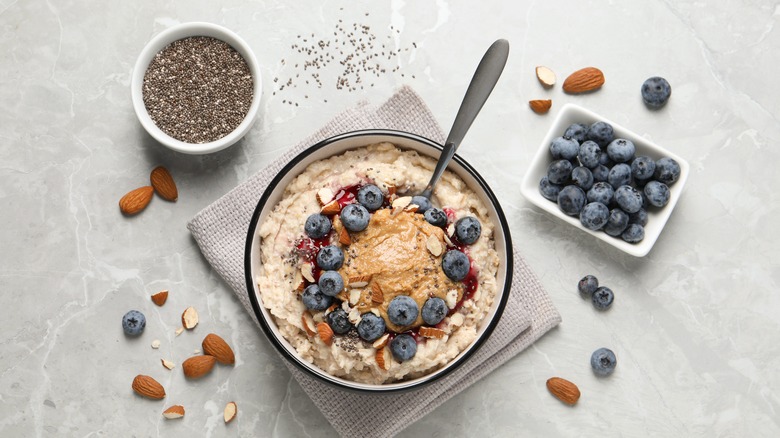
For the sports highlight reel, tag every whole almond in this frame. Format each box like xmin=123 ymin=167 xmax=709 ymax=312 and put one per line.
xmin=132 ymin=374 xmax=165 ymax=400
xmin=119 ymin=186 xmax=154 ymax=215
xmin=224 ymin=401 xmax=238 ymax=423
xmin=202 ymin=333 xmax=235 ymax=365
xmin=529 ymin=99 xmax=552 ymax=114
xmin=535 ymin=65 xmax=556 ymax=87
xmin=150 ymin=166 xmax=178 ymax=201
xmin=181 ymin=306 xmax=199 ymax=330
xmin=563 ymin=67 xmax=605 ymax=94
xmin=162 ymin=405 xmax=185 ymax=419
xmin=317 ymin=322 xmax=334 ymax=346
xmin=151 ymin=290 xmax=168 ymax=306
xmin=546 ymin=377 xmax=581 ymax=405
xmin=182 ymin=355 xmax=217 ymax=379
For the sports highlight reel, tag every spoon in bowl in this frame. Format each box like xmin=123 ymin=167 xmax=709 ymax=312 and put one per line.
xmin=418 ymin=39 xmax=510 ymax=200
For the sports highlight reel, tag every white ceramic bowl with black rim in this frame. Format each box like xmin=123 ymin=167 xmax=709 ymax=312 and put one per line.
xmin=131 ymin=22 xmax=262 ymax=154
xmin=244 ymin=130 xmax=513 ymax=392
xmin=520 ymin=103 xmax=690 ymax=257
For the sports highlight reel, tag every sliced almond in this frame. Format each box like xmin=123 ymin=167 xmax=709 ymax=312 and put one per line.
xmin=375 ymin=347 xmax=388 ymax=371
xmin=392 ymin=196 xmax=412 ymax=209
xmin=317 ymin=322 xmax=333 ymax=346
xmin=316 ymin=187 xmax=335 ymax=205
xmin=387 ymin=185 xmax=397 ymax=197
xmin=175 ymin=327 xmax=184 ymax=337
xmin=181 ymin=307 xmax=199 ymax=330
xmin=347 ymin=308 xmax=362 ymax=324
xmin=404 ymin=204 xmax=419 ymax=213
xmin=162 ymin=405 xmax=185 ymax=419
xmin=372 ymin=333 xmax=390 ymax=349
xmin=151 ymin=290 xmax=168 ymax=306
xmin=293 ymin=270 xmax=305 ymax=292
xmin=161 ymin=359 xmax=175 ymax=370
xmin=446 ymin=289 xmax=459 ymax=309
xmin=449 ymin=313 xmax=464 ymax=327
xmin=426 ymin=235 xmax=443 ymax=257
xmin=443 ymin=233 xmax=454 ymax=247
xmin=151 ymin=339 xmax=161 ymax=349
xmin=320 ymin=199 xmax=341 ymax=215
xmin=338 ymin=227 xmax=351 ymax=245
xmin=224 ymin=401 xmax=238 ymax=424
xmin=535 ymin=65 xmax=556 ymax=87
xmin=348 ymin=275 xmax=371 ymax=288
xmin=326 ymin=302 xmax=339 ymax=314
xmin=349 ymin=289 xmax=362 ymax=306
xmin=301 ymin=312 xmax=317 ymax=337
xmin=369 ymin=308 xmax=381 ymax=317
xmin=446 ymin=223 xmax=455 ymax=238
xmin=370 ymin=283 xmax=384 ymax=304
xmin=419 ymin=326 xmax=447 ymax=339
xmin=301 ymin=263 xmax=315 ymax=283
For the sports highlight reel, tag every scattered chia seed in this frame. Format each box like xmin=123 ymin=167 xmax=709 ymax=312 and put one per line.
xmin=142 ymin=36 xmax=253 ymax=144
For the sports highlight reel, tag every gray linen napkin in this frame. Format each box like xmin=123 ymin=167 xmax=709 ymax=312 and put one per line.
xmin=187 ymin=85 xmax=561 ymax=437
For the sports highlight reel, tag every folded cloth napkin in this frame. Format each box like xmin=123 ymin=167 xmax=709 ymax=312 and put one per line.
xmin=187 ymin=85 xmax=561 ymax=438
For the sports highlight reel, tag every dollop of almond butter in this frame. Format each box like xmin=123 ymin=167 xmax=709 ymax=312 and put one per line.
xmin=338 ymin=209 xmax=463 ymax=333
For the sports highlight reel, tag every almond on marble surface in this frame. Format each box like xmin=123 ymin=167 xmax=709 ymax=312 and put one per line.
xmin=162 ymin=405 xmax=185 ymax=419
xmin=151 ymin=339 xmax=161 ymax=349
xmin=535 ymin=65 xmax=556 ymax=87
xmin=151 ymin=290 xmax=168 ymax=306
xmin=224 ymin=401 xmax=237 ymax=423
xmin=175 ymin=327 xmax=184 ymax=336
xmin=182 ymin=355 xmax=216 ymax=379
xmin=181 ymin=307 xmax=199 ymax=330
xmin=563 ymin=67 xmax=605 ymax=94
xmin=150 ymin=166 xmax=178 ymax=202
xmin=546 ymin=377 xmax=581 ymax=405
xmin=132 ymin=375 xmax=165 ymax=400
xmin=202 ymin=333 xmax=235 ymax=365
xmin=119 ymin=186 xmax=154 ymax=215
xmin=529 ymin=99 xmax=552 ymax=114
xmin=161 ymin=359 xmax=175 ymax=370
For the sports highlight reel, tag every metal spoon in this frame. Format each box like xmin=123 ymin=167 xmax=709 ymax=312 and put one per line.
xmin=419 ymin=39 xmax=510 ymax=200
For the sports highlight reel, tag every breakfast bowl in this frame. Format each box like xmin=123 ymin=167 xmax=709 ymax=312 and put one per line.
xmin=131 ymin=22 xmax=262 ymax=155
xmin=244 ymin=130 xmax=512 ymax=392
xmin=520 ymin=104 xmax=690 ymax=257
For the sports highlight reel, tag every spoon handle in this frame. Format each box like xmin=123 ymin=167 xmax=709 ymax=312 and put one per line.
xmin=421 ymin=39 xmax=509 ymax=199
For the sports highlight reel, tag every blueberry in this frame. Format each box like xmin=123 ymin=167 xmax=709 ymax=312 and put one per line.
xmin=539 ymin=176 xmax=563 ymax=202
xmin=592 ymin=286 xmax=614 ymax=310
xmin=654 ymin=157 xmax=681 ymax=185
xmin=357 ymin=184 xmax=384 ymax=211
xmin=340 ymin=203 xmax=370 ymax=232
xmin=327 ymin=308 xmax=353 ymax=334
xmin=607 ymin=164 xmax=633 ymax=190
xmin=390 ymin=334 xmax=418 ymax=362
xmin=304 ymin=214 xmax=331 ymax=239
xmin=628 ymin=208 xmax=648 ymax=226
xmin=571 ymin=166 xmax=594 ymax=191
xmin=316 ymin=245 xmax=344 ymax=270
xmin=455 ymin=216 xmax=481 ymax=245
xmin=549 ymin=136 xmax=580 ymax=160
xmin=122 ymin=310 xmax=146 ymax=336
xmin=547 ymin=159 xmax=573 ymax=185
xmin=578 ymin=275 xmax=599 ymax=298
xmin=598 ymin=151 xmax=613 ymax=167
xmin=579 ymin=202 xmax=609 ymax=230
xmin=302 ymin=284 xmax=333 ymax=311
xmin=591 ymin=164 xmax=610 ymax=182
xmin=442 ymin=250 xmax=470 ymax=281
xmin=387 ymin=295 xmax=419 ymax=326
xmin=318 ymin=270 xmax=344 ymax=297
xmin=641 ymin=76 xmax=671 ymax=109
xmin=587 ymin=121 xmax=614 ymax=147
xmin=604 ymin=208 xmax=630 ymax=237
xmin=614 ymin=185 xmax=643 ymax=214
xmin=606 ymin=139 xmax=636 ymax=163
xmin=424 ymin=207 xmax=447 ymax=227
xmin=421 ymin=297 xmax=448 ymax=326
xmin=621 ymin=223 xmax=645 ymax=243
xmin=590 ymin=347 xmax=617 ymax=376
xmin=631 ymin=156 xmax=656 ymax=180
xmin=644 ymin=180 xmax=670 ymax=207
xmin=411 ymin=196 xmax=432 ymax=213
xmin=356 ymin=312 xmax=386 ymax=342
xmin=557 ymin=185 xmax=587 ymax=216
xmin=587 ymin=182 xmax=614 ymax=205
xmin=564 ymin=123 xmax=589 ymax=143
xmin=578 ymin=141 xmax=602 ymax=168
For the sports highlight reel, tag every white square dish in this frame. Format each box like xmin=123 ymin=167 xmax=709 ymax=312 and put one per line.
xmin=520 ymin=103 xmax=690 ymax=257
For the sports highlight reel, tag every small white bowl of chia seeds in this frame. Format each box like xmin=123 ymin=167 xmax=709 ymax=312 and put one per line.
xmin=131 ymin=22 xmax=262 ymax=154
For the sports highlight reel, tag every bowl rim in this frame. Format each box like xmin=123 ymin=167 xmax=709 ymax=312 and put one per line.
xmin=243 ymin=129 xmax=514 ymax=393
xmin=130 ymin=21 xmax=263 ymax=155
xmin=520 ymin=103 xmax=690 ymax=257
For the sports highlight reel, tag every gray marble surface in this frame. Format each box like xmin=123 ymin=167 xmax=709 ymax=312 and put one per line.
xmin=1 ymin=0 xmax=778 ymax=436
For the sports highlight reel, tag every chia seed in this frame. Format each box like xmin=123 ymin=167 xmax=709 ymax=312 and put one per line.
xmin=142 ymin=36 xmax=254 ymax=144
